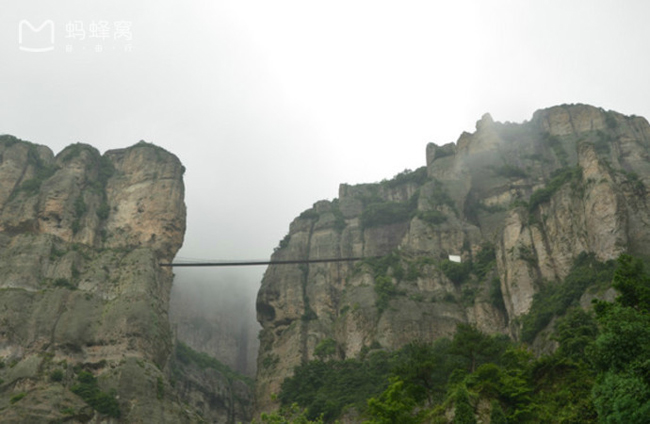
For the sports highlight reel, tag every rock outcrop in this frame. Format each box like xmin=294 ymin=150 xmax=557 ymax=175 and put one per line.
xmin=254 ymin=104 xmax=650 ymax=414
xmin=0 ymin=138 xmax=251 ymax=423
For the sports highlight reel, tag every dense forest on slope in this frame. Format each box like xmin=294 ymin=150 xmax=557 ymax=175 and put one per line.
xmin=256 ymin=253 xmax=650 ymax=423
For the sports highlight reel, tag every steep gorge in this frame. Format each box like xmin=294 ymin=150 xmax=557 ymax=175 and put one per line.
xmin=255 ymin=104 xmax=650 ymax=414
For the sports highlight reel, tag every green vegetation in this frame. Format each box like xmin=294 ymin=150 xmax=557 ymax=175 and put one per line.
xmin=330 ymin=199 xmax=347 ymax=232
xmin=361 ymin=251 xmax=404 ymax=281
xmin=0 ymin=134 xmax=22 ymax=147
xmin=439 ymin=242 xmax=496 ymax=286
xmin=54 ymin=278 xmax=77 ymax=290
xmin=381 ymin=167 xmax=428 ymax=188
xmin=156 ymin=376 xmax=164 ymax=400
xmin=93 ymin=155 xmax=115 ymax=220
xmin=605 ymin=112 xmax=619 ymax=129
xmin=275 ymin=234 xmax=291 ymax=252
xmin=360 ymin=199 xmax=415 ymax=229
xmin=593 ymin=130 xmax=612 ymax=154
xmin=262 ymin=354 xmax=279 ymax=371
xmin=50 ymin=369 xmax=65 ymax=382
xmin=59 ymin=143 xmax=90 ymax=163
xmin=97 ymin=155 xmax=115 ymax=186
xmin=521 ymin=252 xmax=615 ymax=343
xmin=71 ymin=371 xmax=120 ymax=418
xmin=493 ymin=164 xmax=528 ymax=179
xmin=314 ymin=338 xmax=337 ymax=360
xmin=279 ymin=351 xmax=392 ymax=421
xmin=274 ymin=253 xmax=650 ymax=423
xmin=129 ymin=140 xmax=169 ymax=160
xmin=489 ymin=277 xmax=507 ymax=313
xmin=10 ymin=392 xmax=26 ymax=404
xmin=589 ymin=254 xmax=650 ymax=422
xmin=528 ymin=166 xmax=581 ymax=212
xmin=279 ymin=325 xmax=509 ymax=422
xmin=440 ymin=259 xmax=472 ymax=284
xmin=374 ymin=275 xmax=399 ymax=312
xmin=416 ymin=210 xmax=447 ymax=225
xmin=430 ymin=143 xmax=455 ymax=160
xmin=9 ymin=145 xmax=58 ymax=200
xmin=255 ymin=403 xmax=324 ymax=424
xmin=542 ymin=132 xmax=569 ymax=165
xmin=428 ymin=179 xmax=456 ymax=211
xmin=174 ymin=341 xmax=253 ymax=387
xmin=621 ymin=169 xmax=646 ymax=195
xmin=299 ymin=209 xmax=320 ymax=220
xmin=358 ymin=252 xmax=407 ymax=311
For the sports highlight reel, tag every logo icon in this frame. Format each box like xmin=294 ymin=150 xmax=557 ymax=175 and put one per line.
xmin=18 ymin=20 xmax=55 ymax=52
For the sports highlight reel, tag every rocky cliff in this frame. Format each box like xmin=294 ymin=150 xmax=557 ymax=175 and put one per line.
xmin=0 ymin=138 xmax=251 ymax=423
xmin=255 ymin=104 xmax=650 ymax=414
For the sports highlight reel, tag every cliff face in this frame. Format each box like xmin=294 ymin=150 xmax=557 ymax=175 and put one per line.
xmin=255 ymin=104 xmax=650 ymax=413
xmin=0 ymin=138 xmax=250 ymax=423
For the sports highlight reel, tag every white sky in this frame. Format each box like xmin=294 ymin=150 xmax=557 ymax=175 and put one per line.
xmin=3 ymin=0 xmax=650 ymax=298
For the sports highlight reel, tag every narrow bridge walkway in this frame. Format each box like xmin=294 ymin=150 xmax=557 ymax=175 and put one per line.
xmin=159 ymin=257 xmax=371 ymax=267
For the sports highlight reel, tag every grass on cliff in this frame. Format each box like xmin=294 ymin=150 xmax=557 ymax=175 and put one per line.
xmin=520 ymin=252 xmax=615 ymax=343
xmin=527 ymin=166 xmax=581 ymax=212
xmin=380 ymin=167 xmax=428 ymax=188
xmin=71 ymin=371 xmax=121 ymax=418
xmin=173 ymin=341 xmax=254 ymax=387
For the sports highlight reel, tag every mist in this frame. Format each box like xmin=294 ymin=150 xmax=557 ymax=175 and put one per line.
xmin=169 ymin=267 xmax=262 ymax=376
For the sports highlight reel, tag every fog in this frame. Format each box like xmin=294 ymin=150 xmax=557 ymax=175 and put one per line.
xmin=3 ymin=0 xmax=650 ymax=368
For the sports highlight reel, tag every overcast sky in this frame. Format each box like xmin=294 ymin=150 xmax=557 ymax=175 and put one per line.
xmin=3 ymin=0 xmax=650 ymax=302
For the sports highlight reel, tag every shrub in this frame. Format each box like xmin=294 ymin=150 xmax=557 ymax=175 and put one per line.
xmin=593 ymin=131 xmax=611 ymax=154
xmin=275 ymin=234 xmax=290 ymax=252
xmin=54 ymin=278 xmax=77 ymax=290
xmin=381 ymin=167 xmax=428 ymax=188
xmin=74 ymin=196 xmax=87 ymax=218
xmin=96 ymin=202 xmax=110 ymax=220
xmin=360 ymin=201 xmax=412 ymax=228
xmin=299 ymin=209 xmax=320 ymax=220
xmin=10 ymin=393 xmax=26 ymax=404
xmin=440 ymin=260 xmax=472 ymax=284
xmin=71 ymin=371 xmax=120 ymax=418
xmin=520 ymin=252 xmax=615 ymax=343
xmin=417 ymin=210 xmax=447 ymax=225
xmin=315 ymin=338 xmax=337 ymax=360
xmin=375 ymin=275 xmax=398 ymax=312
xmin=528 ymin=167 xmax=581 ymax=212
xmin=494 ymin=164 xmax=528 ymax=179
xmin=542 ymin=132 xmax=569 ymax=165
xmin=605 ymin=112 xmax=618 ymax=129
xmin=50 ymin=369 xmax=65 ymax=382
xmin=174 ymin=342 xmax=253 ymax=387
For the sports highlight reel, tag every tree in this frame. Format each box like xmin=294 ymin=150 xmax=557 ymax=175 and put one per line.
xmin=588 ymin=254 xmax=650 ymax=423
xmin=364 ymin=378 xmax=419 ymax=424
xmin=552 ymin=307 xmax=598 ymax=361
xmin=450 ymin=324 xmax=509 ymax=373
xmin=453 ymin=385 xmax=476 ymax=424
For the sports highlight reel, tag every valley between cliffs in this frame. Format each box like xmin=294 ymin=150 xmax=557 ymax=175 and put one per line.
xmin=2 ymin=103 xmax=650 ymax=423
